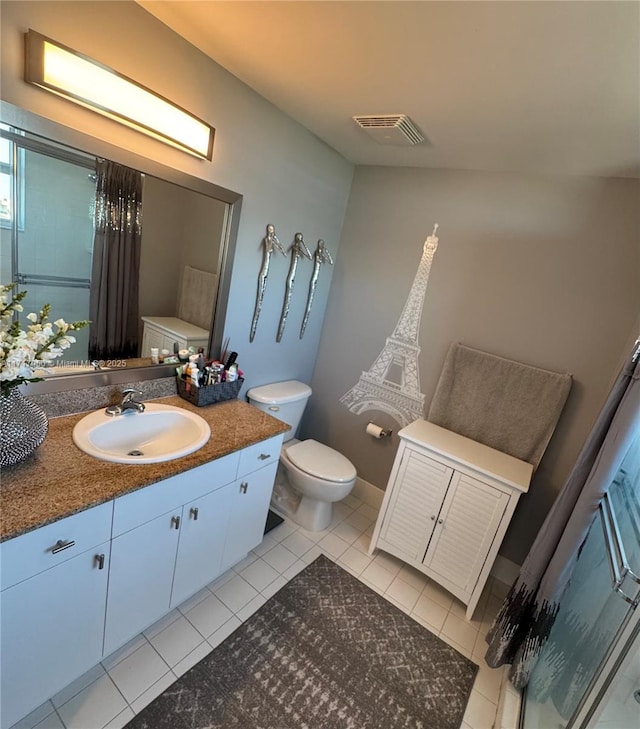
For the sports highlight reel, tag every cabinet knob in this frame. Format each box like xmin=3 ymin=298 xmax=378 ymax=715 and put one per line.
xmin=95 ymin=553 xmax=105 ymax=570
xmin=171 ymin=515 xmax=181 ymax=530
xmin=438 ymin=519 xmax=444 ymax=525
xmin=430 ymin=515 xmax=436 ymax=521
xmin=51 ymin=539 xmax=76 ymax=554
xmin=240 ymin=482 xmax=248 ymax=494
xmin=190 ymin=507 xmax=199 ymax=521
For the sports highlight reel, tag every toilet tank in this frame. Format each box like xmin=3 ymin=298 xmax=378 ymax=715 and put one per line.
xmin=246 ymin=380 xmax=312 ymax=442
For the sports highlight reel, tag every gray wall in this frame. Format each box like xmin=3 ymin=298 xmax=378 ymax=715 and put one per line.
xmin=0 ymin=0 xmax=354 ymax=389
xmin=303 ymin=166 xmax=640 ymax=565
xmin=138 ymin=176 xmax=226 ymax=324
xmin=138 ymin=176 xmax=186 ymax=319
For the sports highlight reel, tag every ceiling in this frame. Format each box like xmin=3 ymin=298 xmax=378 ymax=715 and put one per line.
xmin=139 ymin=1 xmax=640 ymax=178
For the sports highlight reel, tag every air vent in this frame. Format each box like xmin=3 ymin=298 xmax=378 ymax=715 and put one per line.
xmin=352 ymin=114 xmax=425 ymax=146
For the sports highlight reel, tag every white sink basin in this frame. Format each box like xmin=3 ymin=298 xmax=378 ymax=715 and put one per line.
xmin=73 ymin=403 xmax=211 ymax=464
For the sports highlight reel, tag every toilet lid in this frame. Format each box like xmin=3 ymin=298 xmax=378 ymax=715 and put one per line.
xmin=287 ymin=439 xmax=357 ymax=483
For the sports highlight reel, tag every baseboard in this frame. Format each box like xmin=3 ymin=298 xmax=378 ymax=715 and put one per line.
xmin=490 ymin=555 xmax=520 ymax=587
xmin=495 ymin=672 xmax=522 ymax=729
xmin=352 ymin=477 xmax=384 ymax=510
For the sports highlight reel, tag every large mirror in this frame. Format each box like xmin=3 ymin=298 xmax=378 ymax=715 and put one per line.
xmin=0 ymin=102 xmax=241 ymax=393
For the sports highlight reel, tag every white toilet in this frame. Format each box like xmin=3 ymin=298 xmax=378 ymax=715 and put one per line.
xmin=247 ymin=380 xmax=357 ymax=531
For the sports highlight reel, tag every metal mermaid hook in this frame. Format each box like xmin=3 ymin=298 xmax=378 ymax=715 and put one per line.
xmin=250 ymin=223 xmax=286 ymax=342
xmin=277 ymin=232 xmax=312 ymax=342
xmin=300 ymin=239 xmax=333 ymax=339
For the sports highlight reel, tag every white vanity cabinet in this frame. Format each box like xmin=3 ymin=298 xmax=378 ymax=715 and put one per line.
xmin=222 ymin=435 xmax=282 ymax=571
xmin=1 ymin=431 xmax=284 ymax=729
xmin=103 ymin=435 xmax=283 ymax=655
xmin=103 ymin=451 xmax=240 ymax=655
xmin=0 ymin=502 xmax=113 ymax=729
xmin=370 ymin=420 xmax=532 ymax=619
xmin=170 ymin=484 xmax=235 ymax=608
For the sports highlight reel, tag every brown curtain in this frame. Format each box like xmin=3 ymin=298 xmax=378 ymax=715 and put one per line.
xmin=485 ymin=339 xmax=640 ymax=688
xmin=88 ymin=159 xmax=142 ymax=360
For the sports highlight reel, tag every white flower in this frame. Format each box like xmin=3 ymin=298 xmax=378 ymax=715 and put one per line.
xmin=0 ymin=284 xmax=89 ymax=395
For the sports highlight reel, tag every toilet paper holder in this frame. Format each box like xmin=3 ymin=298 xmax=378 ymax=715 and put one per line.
xmin=366 ymin=422 xmax=393 ymax=439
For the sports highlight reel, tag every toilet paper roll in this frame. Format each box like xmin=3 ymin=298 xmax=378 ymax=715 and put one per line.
xmin=366 ymin=422 xmax=385 ymax=439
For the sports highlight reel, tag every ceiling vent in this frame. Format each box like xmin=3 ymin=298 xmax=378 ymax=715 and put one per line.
xmin=352 ymin=114 xmax=425 ymax=146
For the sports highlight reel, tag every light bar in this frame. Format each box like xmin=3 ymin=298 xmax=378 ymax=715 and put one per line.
xmin=24 ymin=30 xmax=214 ymax=160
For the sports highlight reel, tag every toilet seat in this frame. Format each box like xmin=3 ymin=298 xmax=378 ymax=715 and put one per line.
xmin=286 ymin=439 xmax=356 ymax=484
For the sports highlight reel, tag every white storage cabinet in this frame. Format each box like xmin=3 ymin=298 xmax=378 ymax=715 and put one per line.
xmin=370 ymin=420 xmax=532 ymax=619
xmin=141 ymin=316 xmax=209 ymax=357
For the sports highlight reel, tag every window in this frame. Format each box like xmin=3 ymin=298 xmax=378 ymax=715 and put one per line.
xmin=0 ymin=125 xmax=26 ymax=230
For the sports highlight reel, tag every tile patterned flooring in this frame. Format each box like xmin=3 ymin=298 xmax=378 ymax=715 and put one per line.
xmin=11 ymin=495 xmax=509 ymax=729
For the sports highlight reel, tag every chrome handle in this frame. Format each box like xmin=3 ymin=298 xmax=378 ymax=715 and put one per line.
xmin=171 ymin=515 xmax=181 ymax=530
xmin=240 ymin=482 xmax=248 ymax=494
xmin=95 ymin=553 xmax=105 ymax=570
xmin=51 ymin=539 xmax=75 ymax=554
xmin=615 ymin=586 xmax=638 ymax=606
xmin=600 ymin=496 xmax=639 ymax=607
xmin=607 ymin=496 xmax=640 ymax=586
xmin=258 ymin=453 xmax=271 ymax=461
xmin=190 ymin=507 xmax=199 ymax=521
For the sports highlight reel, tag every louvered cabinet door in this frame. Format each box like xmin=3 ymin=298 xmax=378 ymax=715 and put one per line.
xmin=378 ymin=450 xmax=453 ymax=563
xmin=423 ymin=472 xmax=509 ymax=599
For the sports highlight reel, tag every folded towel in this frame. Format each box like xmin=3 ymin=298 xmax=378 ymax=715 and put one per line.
xmin=178 ymin=265 xmax=218 ymax=331
xmin=428 ymin=343 xmax=572 ymax=470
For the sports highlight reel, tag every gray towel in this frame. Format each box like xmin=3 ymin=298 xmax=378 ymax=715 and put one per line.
xmin=428 ymin=343 xmax=572 ymax=470
xmin=178 ymin=265 xmax=218 ymax=331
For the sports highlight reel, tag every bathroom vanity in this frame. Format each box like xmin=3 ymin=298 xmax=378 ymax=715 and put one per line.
xmin=369 ymin=419 xmax=533 ymax=619
xmin=0 ymin=398 xmax=287 ymax=729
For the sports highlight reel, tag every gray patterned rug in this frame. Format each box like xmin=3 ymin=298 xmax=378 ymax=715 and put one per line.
xmin=126 ymin=555 xmax=478 ymax=729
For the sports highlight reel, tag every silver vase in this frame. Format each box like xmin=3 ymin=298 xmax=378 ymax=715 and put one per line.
xmin=0 ymin=388 xmax=49 ymax=467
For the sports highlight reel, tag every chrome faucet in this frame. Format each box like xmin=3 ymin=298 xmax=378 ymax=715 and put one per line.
xmin=105 ymin=389 xmax=146 ymax=416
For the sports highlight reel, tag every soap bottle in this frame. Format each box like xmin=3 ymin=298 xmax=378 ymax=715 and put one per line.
xmin=188 ymin=362 xmax=200 ymax=388
xmin=226 ymin=363 xmax=238 ymax=382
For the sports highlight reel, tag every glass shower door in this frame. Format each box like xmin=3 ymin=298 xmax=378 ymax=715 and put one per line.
xmin=522 ymin=430 xmax=640 ymax=729
xmin=588 ymin=622 xmax=640 ymax=729
xmin=1 ymin=131 xmax=95 ymax=364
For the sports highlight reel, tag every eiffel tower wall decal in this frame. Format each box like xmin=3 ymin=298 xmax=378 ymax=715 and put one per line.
xmin=340 ymin=225 xmax=440 ymax=428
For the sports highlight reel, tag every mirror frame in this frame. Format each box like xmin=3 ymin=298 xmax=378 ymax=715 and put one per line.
xmin=1 ymin=101 xmax=242 ymax=394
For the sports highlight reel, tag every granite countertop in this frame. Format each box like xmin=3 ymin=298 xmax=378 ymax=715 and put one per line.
xmin=0 ymin=397 xmax=289 ymax=543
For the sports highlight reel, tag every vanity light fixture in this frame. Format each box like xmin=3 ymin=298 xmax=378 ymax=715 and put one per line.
xmin=24 ymin=29 xmax=215 ymax=160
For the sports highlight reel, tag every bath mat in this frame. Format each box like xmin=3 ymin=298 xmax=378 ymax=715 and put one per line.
xmin=126 ymin=555 xmax=478 ymax=729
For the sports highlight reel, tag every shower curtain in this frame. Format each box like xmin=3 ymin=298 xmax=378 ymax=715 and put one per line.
xmin=88 ymin=159 xmax=142 ymax=360
xmin=485 ymin=337 xmax=640 ymax=689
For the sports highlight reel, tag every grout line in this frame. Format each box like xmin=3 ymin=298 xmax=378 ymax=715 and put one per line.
xmin=101 ymin=672 xmax=131 ymax=725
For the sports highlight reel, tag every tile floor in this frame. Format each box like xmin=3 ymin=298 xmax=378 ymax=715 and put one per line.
xmin=11 ymin=495 xmax=509 ymax=729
